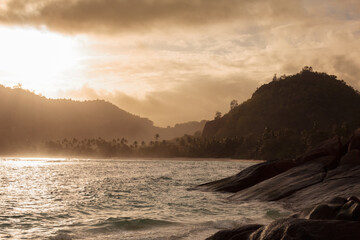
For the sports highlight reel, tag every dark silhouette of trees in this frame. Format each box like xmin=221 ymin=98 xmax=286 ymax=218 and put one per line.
xmin=214 ymin=111 xmax=222 ymax=120
xmin=203 ymin=68 xmax=360 ymax=141
xmin=230 ymin=100 xmax=239 ymax=110
xmin=155 ymin=133 xmax=160 ymax=142
xmin=272 ymin=74 xmax=278 ymax=81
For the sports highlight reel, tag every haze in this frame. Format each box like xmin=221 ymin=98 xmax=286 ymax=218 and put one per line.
xmin=0 ymin=0 xmax=359 ymax=126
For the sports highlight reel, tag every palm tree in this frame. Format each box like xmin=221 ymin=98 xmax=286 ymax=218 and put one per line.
xmin=121 ymin=138 xmax=128 ymax=145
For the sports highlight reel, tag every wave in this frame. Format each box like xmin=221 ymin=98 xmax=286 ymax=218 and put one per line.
xmin=89 ymin=217 xmax=175 ymax=232
xmin=49 ymin=233 xmax=73 ymax=240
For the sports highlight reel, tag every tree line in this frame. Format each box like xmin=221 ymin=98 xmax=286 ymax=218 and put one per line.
xmin=41 ymin=122 xmax=353 ymax=160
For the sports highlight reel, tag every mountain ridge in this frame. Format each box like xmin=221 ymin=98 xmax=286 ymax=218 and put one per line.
xmin=0 ymin=85 xmax=205 ymax=152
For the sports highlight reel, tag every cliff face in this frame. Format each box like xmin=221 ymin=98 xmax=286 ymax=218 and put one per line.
xmin=202 ymin=70 xmax=360 ymax=139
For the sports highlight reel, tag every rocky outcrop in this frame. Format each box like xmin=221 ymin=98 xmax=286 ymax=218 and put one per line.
xmin=206 ymin=218 xmax=360 ymax=240
xmin=201 ymin=129 xmax=360 ymax=239
xmin=304 ymin=196 xmax=360 ymax=221
xmin=196 ymin=159 xmax=296 ymax=192
xmin=198 ymin=130 xmax=359 ymax=205
xmin=282 ymin=164 xmax=360 ymax=209
xmin=207 ymin=224 xmax=263 ymax=240
xmin=206 ymin=197 xmax=360 ymax=240
xmin=228 ymin=163 xmax=326 ymax=202
xmin=198 ymin=134 xmax=344 ymax=194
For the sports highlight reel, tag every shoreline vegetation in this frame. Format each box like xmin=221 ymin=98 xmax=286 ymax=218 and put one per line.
xmin=2 ymin=124 xmax=354 ymax=160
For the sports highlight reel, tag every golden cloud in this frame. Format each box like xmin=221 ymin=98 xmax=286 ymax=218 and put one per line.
xmin=0 ymin=0 xmax=306 ymax=34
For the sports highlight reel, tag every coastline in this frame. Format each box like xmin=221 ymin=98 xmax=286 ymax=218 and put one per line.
xmin=0 ymin=156 xmax=265 ymax=163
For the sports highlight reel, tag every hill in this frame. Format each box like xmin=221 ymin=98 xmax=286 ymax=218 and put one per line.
xmin=200 ymin=68 xmax=360 ymax=159
xmin=203 ymin=68 xmax=360 ymax=140
xmin=0 ymin=85 xmax=205 ymax=153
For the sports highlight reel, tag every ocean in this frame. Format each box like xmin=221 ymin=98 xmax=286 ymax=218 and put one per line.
xmin=0 ymin=158 xmax=292 ymax=239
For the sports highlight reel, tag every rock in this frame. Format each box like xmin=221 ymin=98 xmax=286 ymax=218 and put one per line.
xmin=295 ymin=197 xmax=346 ymax=219
xmin=300 ymin=197 xmax=360 ymax=221
xmin=202 ymin=132 xmax=360 ymax=240
xmin=196 ymin=159 xmax=296 ymax=193
xmin=250 ymin=218 xmax=360 ymax=240
xmin=206 ymin=218 xmax=360 ymax=240
xmin=347 ymin=196 xmax=360 ymax=203
xmin=294 ymin=136 xmax=343 ymax=169
xmin=281 ymin=164 xmax=360 ymax=209
xmin=49 ymin=233 xmax=73 ymax=240
xmin=339 ymin=149 xmax=360 ymax=165
xmin=305 ymin=204 xmax=341 ymax=220
xmin=201 ymin=131 xmax=360 ymax=240
xmin=205 ymin=224 xmax=263 ymax=240
xmin=348 ymin=128 xmax=360 ymax=151
xmin=336 ymin=200 xmax=360 ymax=221
xmin=197 ymin=136 xmax=349 ymax=195
xmin=225 ymin=162 xmax=360 ymax=209
xmin=229 ymin=163 xmax=326 ymax=201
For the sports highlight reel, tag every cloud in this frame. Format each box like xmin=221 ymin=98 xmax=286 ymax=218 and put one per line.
xmin=1 ymin=0 xmax=360 ymax=127
xmin=0 ymin=0 xmax=306 ymax=34
xmin=63 ymin=76 xmax=259 ymax=127
xmin=60 ymin=14 xmax=360 ymax=127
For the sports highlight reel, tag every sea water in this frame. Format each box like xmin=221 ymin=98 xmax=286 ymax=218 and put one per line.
xmin=0 ymin=158 xmax=292 ymax=239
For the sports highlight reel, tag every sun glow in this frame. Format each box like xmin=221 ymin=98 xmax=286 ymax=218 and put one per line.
xmin=0 ymin=27 xmax=82 ymax=96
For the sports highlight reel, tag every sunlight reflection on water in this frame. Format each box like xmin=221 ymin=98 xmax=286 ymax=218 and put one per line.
xmin=0 ymin=158 xmax=291 ymax=239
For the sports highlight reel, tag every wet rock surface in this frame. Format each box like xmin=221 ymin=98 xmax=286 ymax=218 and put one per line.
xmin=202 ymin=129 xmax=360 ymax=239
xmin=206 ymin=198 xmax=360 ymax=240
xmin=228 ymin=163 xmax=326 ymax=202
xmin=196 ymin=159 xmax=296 ymax=193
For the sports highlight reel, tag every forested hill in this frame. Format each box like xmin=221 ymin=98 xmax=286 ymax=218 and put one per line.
xmin=203 ymin=68 xmax=360 ymax=140
xmin=0 ymin=85 xmax=205 ymax=151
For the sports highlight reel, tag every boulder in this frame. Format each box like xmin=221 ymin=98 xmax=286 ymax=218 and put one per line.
xmin=196 ymin=159 xmax=296 ymax=193
xmin=305 ymin=204 xmax=341 ymax=220
xmin=336 ymin=200 xmax=360 ymax=221
xmin=205 ymin=224 xmax=263 ymax=240
xmin=229 ymin=163 xmax=326 ymax=201
xmin=250 ymin=218 xmax=360 ymax=240
xmin=302 ymin=197 xmax=360 ymax=221
xmin=206 ymin=218 xmax=360 ymax=240
xmin=293 ymin=197 xmax=346 ymax=219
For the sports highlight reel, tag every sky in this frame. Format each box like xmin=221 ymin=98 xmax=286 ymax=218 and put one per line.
xmin=0 ymin=0 xmax=359 ymax=127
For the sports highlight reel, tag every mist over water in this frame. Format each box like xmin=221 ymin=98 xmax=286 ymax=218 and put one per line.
xmin=0 ymin=158 xmax=291 ymax=239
